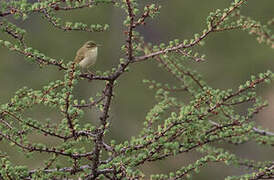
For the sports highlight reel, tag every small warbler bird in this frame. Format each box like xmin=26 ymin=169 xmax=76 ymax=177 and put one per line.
xmin=74 ymin=41 xmax=99 ymax=73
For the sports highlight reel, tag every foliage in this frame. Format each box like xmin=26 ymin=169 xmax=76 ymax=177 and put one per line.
xmin=0 ymin=0 xmax=273 ymax=179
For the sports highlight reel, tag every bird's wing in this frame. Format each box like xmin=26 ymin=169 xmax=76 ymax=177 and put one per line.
xmin=74 ymin=48 xmax=85 ymax=64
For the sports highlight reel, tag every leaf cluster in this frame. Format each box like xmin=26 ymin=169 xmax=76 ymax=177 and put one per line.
xmin=0 ymin=0 xmax=273 ymax=179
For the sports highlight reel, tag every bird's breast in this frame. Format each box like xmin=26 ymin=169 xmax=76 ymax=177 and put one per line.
xmin=79 ymin=47 xmax=98 ymax=68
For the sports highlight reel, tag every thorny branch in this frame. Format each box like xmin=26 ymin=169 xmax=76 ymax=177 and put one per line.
xmin=0 ymin=0 xmax=116 ymax=18
xmin=249 ymin=163 xmax=274 ymax=180
xmin=91 ymin=81 xmax=114 ymax=179
xmin=90 ymin=1 xmax=136 ymax=178
xmin=64 ymin=63 xmax=77 ymax=137
xmin=132 ymin=0 xmax=249 ymax=63
xmin=0 ymin=0 xmax=273 ymax=179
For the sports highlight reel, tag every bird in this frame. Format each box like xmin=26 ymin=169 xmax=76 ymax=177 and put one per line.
xmin=74 ymin=41 xmax=99 ymax=73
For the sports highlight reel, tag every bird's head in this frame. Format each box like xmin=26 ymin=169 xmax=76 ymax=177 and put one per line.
xmin=84 ymin=41 xmax=98 ymax=49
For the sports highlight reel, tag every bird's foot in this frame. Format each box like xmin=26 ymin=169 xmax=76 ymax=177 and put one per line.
xmin=87 ymin=69 xmax=95 ymax=75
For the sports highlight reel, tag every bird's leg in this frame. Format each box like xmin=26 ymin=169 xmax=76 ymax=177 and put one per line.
xmin=79 ymin=67 xmax=87 ymax=75
xmin=87 ymin=67 xmax=95 ymax=75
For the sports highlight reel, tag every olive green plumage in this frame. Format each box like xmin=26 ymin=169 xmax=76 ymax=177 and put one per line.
xmin=74 ymin=41 xmax=99 ymax=69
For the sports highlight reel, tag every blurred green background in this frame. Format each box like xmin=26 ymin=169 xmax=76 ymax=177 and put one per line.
xmin=0 ymin=0 xmax=273 ymax=179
